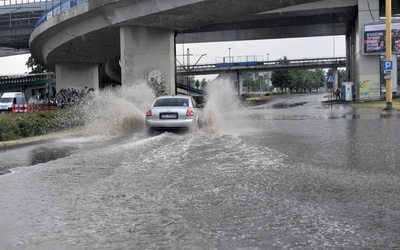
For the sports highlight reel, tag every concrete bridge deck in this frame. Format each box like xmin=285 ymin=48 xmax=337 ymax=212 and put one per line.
xmin=0 ymin=0 xmax=49 ymax=56
xmin=22 ymin=0 xmax=390 ymax=100
xmin=177 ymin=57 xmax=346 ymax=76
xmin=29 ymin=0 xmax=357 ymax=71
xmin=26 ymin=0 xmax=360 ymax=97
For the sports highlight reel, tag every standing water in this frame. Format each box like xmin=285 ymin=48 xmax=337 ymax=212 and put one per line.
xmin=0 ymin=79 xmax=400 ymax=249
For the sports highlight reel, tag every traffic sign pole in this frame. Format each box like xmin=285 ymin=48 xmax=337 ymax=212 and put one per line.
xmin=385 ymin=0 xmax=393 ymax=110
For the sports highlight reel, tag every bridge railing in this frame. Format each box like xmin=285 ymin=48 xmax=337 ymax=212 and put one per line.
xmin=177 ymin=57 xmax=346 ymax=72
xmin=35 ymin=0 xmax=88 ymax=28
xmin=0 ymin=0 xmax=49 ymax=7
xmin=0 ymin=73 xmax=55 ymax=88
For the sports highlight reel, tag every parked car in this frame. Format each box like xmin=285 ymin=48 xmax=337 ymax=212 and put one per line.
xmin=145 ymin=95 xmax=201 ymax=134
xmin=0 ymin=92 xmax=26 ymax=113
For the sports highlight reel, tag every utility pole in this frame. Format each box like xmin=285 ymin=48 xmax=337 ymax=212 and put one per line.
xmin=186 ymin=48 xmax=192 ymax=86
xmin=333 ymin=36 xmax=336 ymax=58
xmin=187 ymin=48 xmax=191 ymax=71
xmin=385 ymin=0 xmax=393 ymax=110
xmin=267 ymin=53 xmax=270 ymax=92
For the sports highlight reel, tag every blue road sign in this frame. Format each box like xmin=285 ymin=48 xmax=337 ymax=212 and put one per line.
xmin=327 ymin=75 xmax=334 ymax=83
xmin=383 ymin=60 xmax=393 ymax=71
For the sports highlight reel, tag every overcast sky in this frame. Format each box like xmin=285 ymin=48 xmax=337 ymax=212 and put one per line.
xmin=0 ymin=35 xmax=345 ymax=76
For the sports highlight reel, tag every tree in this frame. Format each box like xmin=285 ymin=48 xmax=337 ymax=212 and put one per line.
xmin=200 ymin=78 xmax=207 ymax=89
xmin=291 ymin=70 xmax=305 ymax=93
xmin=177 ymin=75 xmax=196 ymax=87
xmin=255 ymin=75 xmax=266 ymax=92
xmin=312 ymin=69 xmax=326 ymax=91
xmin=275 ymin=67 xmax=326 ymax=93
xmin=243 ymin=79 xmax=254 ymax=93
xmin=271 ymin=56 xmax=293 ymax=94
xmin=195 ymin=79 xmax=200 ymax=89
xmin=26 ymin=56 xmax=46 ymax=74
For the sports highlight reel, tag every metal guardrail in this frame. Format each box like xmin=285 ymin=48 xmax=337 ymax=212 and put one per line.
xmin=0 ymin=73 xmax=55 ymax=90
xmin=177 ymin=57 xmax=346 ymax=75
xmin=176 ymin=83 xmax=206 ymax=95
xmin=0 ymin=0 xmax=49 ymax=7
xmin=35 ymin=0 xmax=88 ymax=27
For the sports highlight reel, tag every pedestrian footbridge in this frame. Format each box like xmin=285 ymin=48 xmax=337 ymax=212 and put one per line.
xmin=177 ymin=57 xmax=346 ymax=76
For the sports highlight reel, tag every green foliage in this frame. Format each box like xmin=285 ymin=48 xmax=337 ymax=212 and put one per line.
xmin=0 ymin=110 xmax=81 ymax=141
xmin=25 ymin=56 xmax=46 ymax=74
xmin=177 ymin=75 xmax=197 ymax=87
xmin=200 ymin=78 xmax=207 ymax=89
xmin=0 ymin=120 xmax=20 ymax=141
xmin=177 ymin=76 xmax=207 ymax=90
xmin=241 ymin=73 xmax=268 ymax=92
xmin=271 ymin=56 xmax=340 ymax=93
xmin=270 ymin=56 xmax=292 ymax=93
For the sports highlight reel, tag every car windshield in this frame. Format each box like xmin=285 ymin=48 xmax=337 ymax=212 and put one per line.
xmin=0 ymin=98 xmax=13 ymax=103
xmin=153 ymin=98 xmax=189 ymax=107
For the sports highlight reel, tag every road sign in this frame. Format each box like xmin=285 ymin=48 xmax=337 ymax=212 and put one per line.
xmin=384 ymin=75 xmax=392 ymax=79
xmin=326 ymin=75 xmax=334 ymax=83
xmin=383 ymin=60 xmax=393 ymax=71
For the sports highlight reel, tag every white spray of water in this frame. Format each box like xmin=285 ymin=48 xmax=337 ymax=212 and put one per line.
xmin=78 ymin=81 xmax=156 ymax=136
xmin=203 ymin=77 xmax=247 ymax=135
xmin=61 ymin=77 xmax=247 ymax=138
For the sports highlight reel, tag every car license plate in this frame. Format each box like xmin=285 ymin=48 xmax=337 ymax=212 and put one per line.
xmin=160 ymin=113 xmax=178 ymax=119
xmin=0 ymin=105 xmax=7 ymax=110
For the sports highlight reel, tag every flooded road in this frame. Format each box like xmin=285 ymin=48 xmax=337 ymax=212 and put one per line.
xmin=1 ymin=92 xmax=400 ymax=249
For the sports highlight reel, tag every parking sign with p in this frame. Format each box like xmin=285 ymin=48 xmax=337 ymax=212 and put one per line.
xmin=384 ymin=60 xmax=393 ymax=71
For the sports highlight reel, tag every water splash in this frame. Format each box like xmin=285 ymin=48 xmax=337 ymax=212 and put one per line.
xmin=202 ymin=77 xmax=245 ymax=135
xmin=77 ymin=82 xmax=156 ymax=137
xmin=53 ymin=78 xmax=247 ymax=138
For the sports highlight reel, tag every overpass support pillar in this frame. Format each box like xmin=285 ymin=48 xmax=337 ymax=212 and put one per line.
xmin=353 ymin=0 xmax=381 ymax=100
xmin=55 ymin=63 xmax=99 ymax=91
xmin=120 ymin=26 xmax=175 ymax=95
xmin=333 ymin=67 xmax=338 ymax=91
xmin=236 ymin=72 xmax=243 ymax=96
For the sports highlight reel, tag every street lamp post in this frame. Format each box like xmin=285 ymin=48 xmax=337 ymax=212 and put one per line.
xmin=187 ymin=48 xmax=190 ymax=71
xmin=228 ymin=47 xmax=232 ymax=63
xmin=267 ymin=53 xmax=270 ymax=92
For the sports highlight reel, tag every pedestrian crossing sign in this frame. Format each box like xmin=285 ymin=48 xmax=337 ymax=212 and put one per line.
xmin=327 ymin=75 xmax=334 ymax=83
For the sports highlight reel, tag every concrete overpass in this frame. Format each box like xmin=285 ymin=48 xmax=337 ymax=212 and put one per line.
xmin=0 ymin=57 xmax=344 ymax=92
xmin=177 ymin=57 xmax=346 ymax=76
xmin=28 ymin=0 xmax=385 ymax=100
xmin=0 ymin=0 xmax=51 ymax=57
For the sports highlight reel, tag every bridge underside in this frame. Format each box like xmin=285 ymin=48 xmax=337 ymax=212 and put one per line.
xmin=177 ymin=3 xmax=357 ymax=43
xmin=31 ymin=0 xmax=358 ymax=71
xmin=0 ymin=2 xmax=47 ymax=57
xmin=47 ymin=3 xmax=356 ymax=65
xmin=30 ymin=0 xmax=381 ymax=98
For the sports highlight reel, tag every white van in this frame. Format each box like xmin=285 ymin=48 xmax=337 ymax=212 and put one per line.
xmin=0 ymin=92 xmax=26 ymax=113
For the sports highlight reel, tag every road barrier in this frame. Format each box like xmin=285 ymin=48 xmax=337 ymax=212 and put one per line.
xmin=12 ymin=104 xmax=57 ymax=113
xmin=35 ymin=104 xmax=57 ymax=111
xmin=12 ymin=104 xmax=30 ymax=113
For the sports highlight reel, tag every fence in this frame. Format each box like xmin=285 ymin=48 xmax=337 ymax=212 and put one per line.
xmin=0 ymin=0 xmax=49 ymax=7
xmin=35 ymin=0 xmax=88 ymax=27
xmin=12 ymin=103 xmax=57 ymax=113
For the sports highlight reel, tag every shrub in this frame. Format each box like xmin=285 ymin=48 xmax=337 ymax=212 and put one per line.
xmin=0 ymin=110 xmax=81 ymax=142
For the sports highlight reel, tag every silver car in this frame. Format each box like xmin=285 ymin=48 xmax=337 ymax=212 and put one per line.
xmin=145 ymin=95 xmax=201 ymax=134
